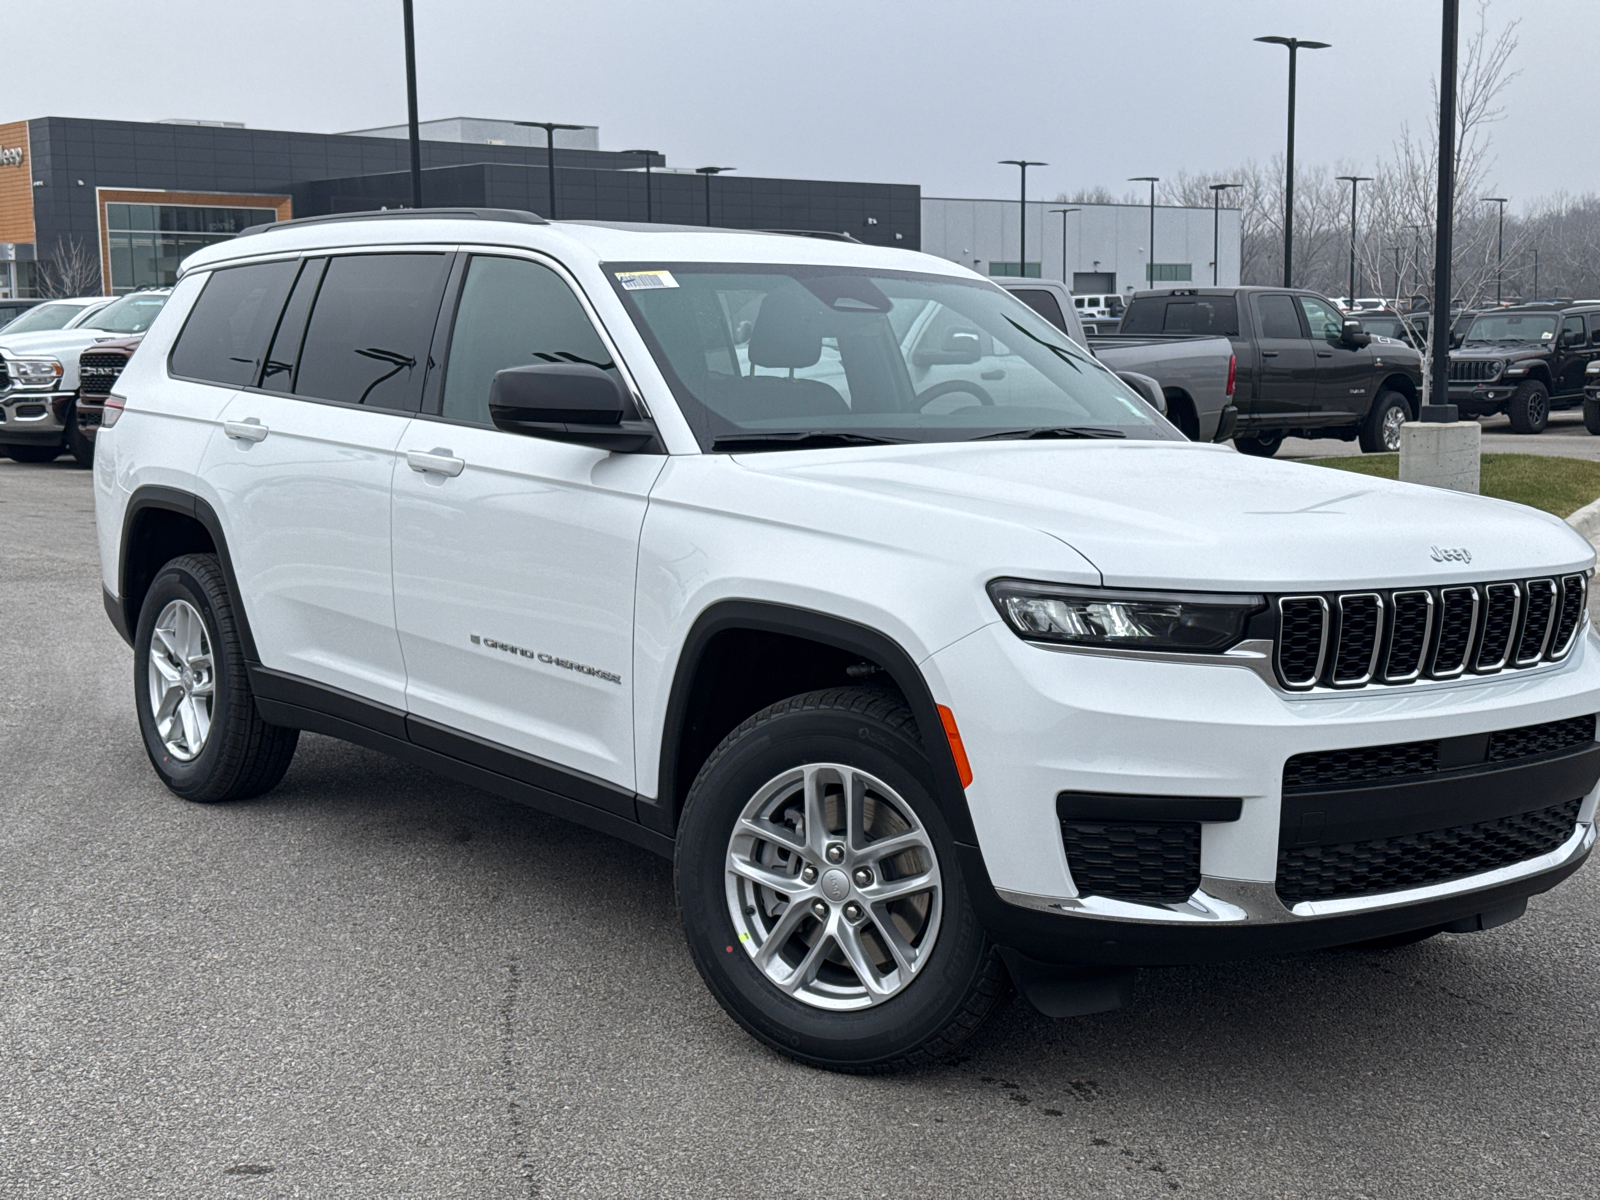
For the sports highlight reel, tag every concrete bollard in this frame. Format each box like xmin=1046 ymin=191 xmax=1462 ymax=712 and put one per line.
xmin=1398 ymin=420 xmax=1481 ymax=494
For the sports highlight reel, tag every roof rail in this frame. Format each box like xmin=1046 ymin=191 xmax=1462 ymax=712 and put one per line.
xmin=760 ymin=229 xmax=863 ymax=244
xmin=236 ymin=207 xmax=548 ymax=238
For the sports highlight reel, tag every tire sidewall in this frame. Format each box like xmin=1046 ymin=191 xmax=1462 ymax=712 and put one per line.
xmin=133 ymin=560 xmax=238 ymax=799
xmin=676 ymin=702 xmax=992 ymax=1068
xmin=1512 ymin=380 xmax=1549 ymax=433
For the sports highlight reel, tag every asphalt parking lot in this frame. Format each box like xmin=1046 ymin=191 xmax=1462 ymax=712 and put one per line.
xmin=4 ymin=458 xmax=1600 ymax=1200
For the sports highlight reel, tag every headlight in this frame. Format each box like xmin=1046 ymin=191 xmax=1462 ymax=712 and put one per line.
xmin=8 ymin=357 xmax=63 ymax=389
xmin=1488 ymin=360 xmax=1505 ymax=376
xmin=988 ymin=579 xmax=1265 ymax=653
xmin=1587 ymin=361 xmax=1600 ymax=376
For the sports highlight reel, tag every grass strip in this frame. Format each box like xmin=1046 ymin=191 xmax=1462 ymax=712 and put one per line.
xmin=1298 ymin=453 xmax=1600 ymax=518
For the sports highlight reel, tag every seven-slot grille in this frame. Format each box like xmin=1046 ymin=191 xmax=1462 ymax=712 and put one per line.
xmin=1275 ymin=574 xmax=1586 ymax=690
xmin=1447 ymin=359 xmax=1501 ymax=383
xmin=78 ymin=351 xmax=129 ymax=398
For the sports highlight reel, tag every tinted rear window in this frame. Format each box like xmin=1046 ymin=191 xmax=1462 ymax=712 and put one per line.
xmin=1120 ymin=296 xmax=1238 ymax=336
xmin=292 ymin=253 xmax=451 ymax=410
xmin=1009 ymin=288 xmax=1068 ymax=333
xmin=169 ymin=262 xmax=298 ymax=387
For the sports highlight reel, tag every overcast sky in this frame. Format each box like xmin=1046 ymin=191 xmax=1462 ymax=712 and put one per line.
xmin=11 ymin=1 xmax=1594 ymax=211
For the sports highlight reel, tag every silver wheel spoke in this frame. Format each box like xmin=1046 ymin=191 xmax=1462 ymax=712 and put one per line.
xmin=178 ymin=696 xmax=201 ymax=754
xmin=729 ymin=854 xmax=802 ymax=896
xmin=835 ymin=922 xmax=894 ymax=999
xmin=865 ymin=868 xmax=937 ymax=904
xmin=800 ymin=765 xmax=832 ymax=853
xmin=151 ymin=655 xmax=182 ymax=685
xmin=154 ymin=685 xmax=184 ymax=725
xmin=858 ymin=830 xmax=925 ymax=865
xmin=777 ymin=927 xmax=834 ymax=996
xmin=736 ymin=815 xmax=804 ymax=853
xmin=752 ymin=901 xmax=811 ymax=970
xmin=868 ymin=911 xmax=920 ymax=978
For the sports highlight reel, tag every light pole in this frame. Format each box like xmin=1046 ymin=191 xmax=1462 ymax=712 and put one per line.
xmin=1255 ymin=35 xmax=1331 ymax=287
xmin=1129 ymin=177 xmax=1159 ymax=287
xmin=1483 ymin=196 xmax=1508 ymax=304
xmin=514 ymin=121 xmax=585 ymax=219
xmin=1048 ymin=207 xmax=1078 ymax=284
xmin=1532 ymin=243 xmax=1539 ymax=301
xmin=401 ymin=0 xmax=422 ymax=208
xmin=1208 ymin=183 xmax=1240 ymax=286
xmin=1336 ymin=174 xmax=1372 ymax=307
xmin=695 ymin=166 xmax=733 ymax=226
xmin=1424 ymin=0 xmax=1460 ymax=421
xmin=621 ymin=149 xmax=660 ymax=222
xmin=999 ymin=160 xmax=1046 ymax=276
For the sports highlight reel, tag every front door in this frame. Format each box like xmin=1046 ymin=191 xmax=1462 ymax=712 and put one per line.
xmin=390 ymin=252 xmax=663 ymax=801
xmin=1299 ymin=293 xmax=1374 ymax=422
xmin=1248 ymin=293 xmax=1318 ymax=424
xmin=203 ymin=251 xmax=451 ymax=709
xmin=1554 ymin=315 xmax=1591 ymax=398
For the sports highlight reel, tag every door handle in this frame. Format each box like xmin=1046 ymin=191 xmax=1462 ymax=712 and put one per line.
xmin=406 ymin=449 xmax=465 ymax=478
xmin=1317 ymin=350 xmax=1333 ymax=358
xmin=979 ymin=370 xmax=1006 ymax=380
xmin=1260 ymin=350 xmax=1279 ymax=358
xmin=223 ymin=418 xmax=268 ymax=442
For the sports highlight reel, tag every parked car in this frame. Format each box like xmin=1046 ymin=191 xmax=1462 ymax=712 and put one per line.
xmin=0 ymin=289 xmax=169 ymax=463
xmin=1121 ymin=286 xmax=1424 ymax=456
xmin=96 ymin=209 xmax=1600 ymax=1072
xmin=0 ymin=298 xmax=44 ymax=329
xmin=997 ymin=278 xmax=1238 ymax=443
xmin=0 ymin=295 xmax=113 ymax=335
xmin=70 ymin=335 xmax=143 ymax=463
xmin=1446 ymin=303 xmax=1600 ymax=434
xmin=1354 ymin=310 xmax=1427 ymax=348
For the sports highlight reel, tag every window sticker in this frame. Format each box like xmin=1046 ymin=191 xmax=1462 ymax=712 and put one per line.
xmin=616 ymin=270 xmax=679 ymax=291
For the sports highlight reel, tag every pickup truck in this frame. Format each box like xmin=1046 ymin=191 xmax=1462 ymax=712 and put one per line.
xmin=996 ymin=277 xmax=1238 ymax=443
xmin=1120 ymin=286 xmax=1424 ymax=456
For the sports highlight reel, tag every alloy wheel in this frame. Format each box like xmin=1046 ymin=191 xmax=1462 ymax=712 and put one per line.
xmin=146 ymin=598 xmax=215 ymax=761
xmin=724 ymin=763 xmax=943 ymax=1010
xmin=1382 ymin=403 xmax=1407 ymax=451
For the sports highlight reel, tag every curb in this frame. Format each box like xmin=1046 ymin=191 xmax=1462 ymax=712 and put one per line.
xmin=1566 ymin=495 xmax=1600 ymax=542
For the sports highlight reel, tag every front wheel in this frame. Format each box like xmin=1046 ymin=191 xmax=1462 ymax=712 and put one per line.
xmin=1508 ymin=379 xmax=1549 ymax=434
xmin=1233 ymin=432 xmax=1283 ymax=458
xmin=1583 ymin=397 xmax=1600 ymax=435
xmin=1359 ymin=390 xmax=1412 ymax=453
xmin=675 ymin=688 xmax=1008 ymax=1072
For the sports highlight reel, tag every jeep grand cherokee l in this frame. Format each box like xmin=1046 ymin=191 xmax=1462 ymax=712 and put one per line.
xmin=94 ymin=209 xmax=1600 ymax=1071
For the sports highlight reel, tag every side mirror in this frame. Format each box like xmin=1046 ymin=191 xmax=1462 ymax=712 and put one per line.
xmin=1116 ymin=370 xmax=1166 ymax=414
xmin=1341 ymin=319 xmax=1372 ymax=348
xmin=913 ymin=328 xmax=983 ymax=366
xmin=488 ymin=363 xmax=657 ymax=452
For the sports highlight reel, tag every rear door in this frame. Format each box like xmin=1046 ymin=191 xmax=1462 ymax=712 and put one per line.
xmin=1299 ymin=293 xmax=1372 ymax=422
xmin=203 ymin=249 xmax=452 ymax=710
xmin=1248 ymin=293 xmax=1318 ymax=423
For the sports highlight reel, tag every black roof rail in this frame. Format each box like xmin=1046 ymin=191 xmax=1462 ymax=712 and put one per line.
xmin=760 ymin=228 xmax=863 ymax=243
xmin=236 ymin=207 xmax=548 ymax=238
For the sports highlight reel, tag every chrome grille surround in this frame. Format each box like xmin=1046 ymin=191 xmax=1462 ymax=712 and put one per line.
xmin=1272 ymin=573 xmax=1587 ymax=692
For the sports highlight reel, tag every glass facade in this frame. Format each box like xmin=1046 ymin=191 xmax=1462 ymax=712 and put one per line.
xmin=1146 ymin=263 xmax=1194 ymax=282
xmin=987 ymin=261 xmax=1041 ymax=278
xmin=105 ymin=203 xmax=279 ymax=294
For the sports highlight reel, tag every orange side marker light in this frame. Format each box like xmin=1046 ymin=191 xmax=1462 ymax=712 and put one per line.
xmin=937 ymin=704 xmax=974 ymax=789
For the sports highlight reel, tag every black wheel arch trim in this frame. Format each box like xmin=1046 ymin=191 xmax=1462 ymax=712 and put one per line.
xmin=648 ymin=599 xmax=978 ymax=845
xmin=117 ymin=484 xmax=259 ymax=662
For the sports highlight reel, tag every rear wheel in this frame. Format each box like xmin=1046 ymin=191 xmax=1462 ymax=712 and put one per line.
xmin=1507 ymin=379 xmax=1549 ymax=434
xmin=1583 ymin=398 xmax=1600 ymax=435
xmin=675 ymin=687 xmax=1008 ymax=1072
xmin=1233 ymin=432 xmax=1283 ymax=458
xmin=1 ymin=443 xmax=62 ymax=463
xmin=134 ymin=553 xmax=298 ymax=803
xmin=1359 ymin=390 xmax=1412 ymax=453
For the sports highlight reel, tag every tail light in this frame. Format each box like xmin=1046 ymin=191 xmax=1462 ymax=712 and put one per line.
xmin=101 ymin=396 xmax=125 ymax=428
xmin=1225 ymin=354 xmax=1237 ymax=398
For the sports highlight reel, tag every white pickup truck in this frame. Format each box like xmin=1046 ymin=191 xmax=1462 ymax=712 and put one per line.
xmin=995 ymin=277 xmax=1238 ymax=443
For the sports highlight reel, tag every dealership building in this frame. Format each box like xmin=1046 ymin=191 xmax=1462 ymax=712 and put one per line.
xmin=0 ymin=114 xmax=1236 ymax=302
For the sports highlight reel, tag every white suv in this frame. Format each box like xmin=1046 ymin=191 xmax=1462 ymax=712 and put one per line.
xmin=94 ymin=209 xmax=1600 ymax=1071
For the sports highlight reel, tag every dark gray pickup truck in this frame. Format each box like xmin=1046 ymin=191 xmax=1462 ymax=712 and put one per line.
xmin=1121 ymin=286 xmax=1425 ymax=456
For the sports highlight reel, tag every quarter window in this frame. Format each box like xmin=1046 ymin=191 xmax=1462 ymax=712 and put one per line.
xmin=1010 ymin=288 xmax=1068 ymax=333
xmin=440 ymin=256 xmax=614 ymax=427
xmin=292 ymin=253 xmax=451 ymax=410
xmin=168 ymin=260 xmax=299 ymax=387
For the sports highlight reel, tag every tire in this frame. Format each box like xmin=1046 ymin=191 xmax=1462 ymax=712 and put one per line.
xmin=1583 ymin=398 xmax=1600 ymax=435
xmin=1 ymin=443 xmax=62 ymax=463
xmin=1507 ymin=378 xmax=1549 ymax=434
xmin=1164 ymin=391 xmax=1199 ymax=441
xmin=675 ymin=687 xmax=1009 ymax=1073
xmin=1233 ymin=432 xmax=1283 ymax=458
xmin=133 ymin=553 xmax=298 ymax=803
xmin=67 ymin=401 xmax=94 ymax=467
xmin=1358 ymin=390 xmax=1412 ymax=453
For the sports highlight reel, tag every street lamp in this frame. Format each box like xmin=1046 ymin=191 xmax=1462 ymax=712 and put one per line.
xmin=1424 ymin=0 xmax=1460 ymax=422
xmin=1208 ymin=183 xmax=1241 ymax=286
xmin=999 ymin=160 xmax=1046 ymax=276
xmin=1483 ymin=196 xmax=1508 ymax=304
xmin=1255 ymin=35 xmax=1331 ymax=287
xmin=1048 ymin=208 xmax=1078 ymax=285
xmin=514 ymin=121 xmax=585 ymax=219
xmin=401 ymin=0 xmax=422 ymax=208
xmin=1336 ymin=174 xmax=1372 ymax=308
xmin=1129 ymin=177 xmax=1159 ymax=287
xmin=621 ymin=149 xmax=661 ymax=222
xmin=1532 ymin=242 xmax=1539 ymax=301
xmin=695 ymin=166 xmax=733 ymax=226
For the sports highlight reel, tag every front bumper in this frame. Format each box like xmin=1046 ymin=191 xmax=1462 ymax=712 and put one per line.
xmin=1448 ymin=383 xmax=1512 ymax=411
xmin=0 ymin=389 xmax=71 ymax=440
xmin=927 ymin=620 xmax=1600 ymax=965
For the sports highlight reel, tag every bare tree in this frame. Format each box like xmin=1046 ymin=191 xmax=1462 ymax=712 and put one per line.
xmin=37 ymin=237 xmax=102 ymax=298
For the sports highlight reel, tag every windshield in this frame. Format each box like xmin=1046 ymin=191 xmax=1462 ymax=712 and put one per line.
xmin=1358 ymin=316 xmax=1408 ymax=339
xmin=1464 ymin=312 xmax=1557 ymax=344
xmin=609 ymin=265 xmax=1178 ymax=449
xmin=85 ymin=292 xmax=168 ymax=335
xmin=1 ymin=302 xmax=89 ymax=335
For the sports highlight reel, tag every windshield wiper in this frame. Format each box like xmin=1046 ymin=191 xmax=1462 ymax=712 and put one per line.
xmin=970 ymin=426 xmax=1127 ymax=441
xmin=711 ymin=430 xmax=908 ymax=452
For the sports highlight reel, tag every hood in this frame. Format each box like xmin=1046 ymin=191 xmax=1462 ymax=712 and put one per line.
xmin=0 ymin=329 xmax=126 ymax=359
xmin=733 ymin=441 xmax=1593 ymax=591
